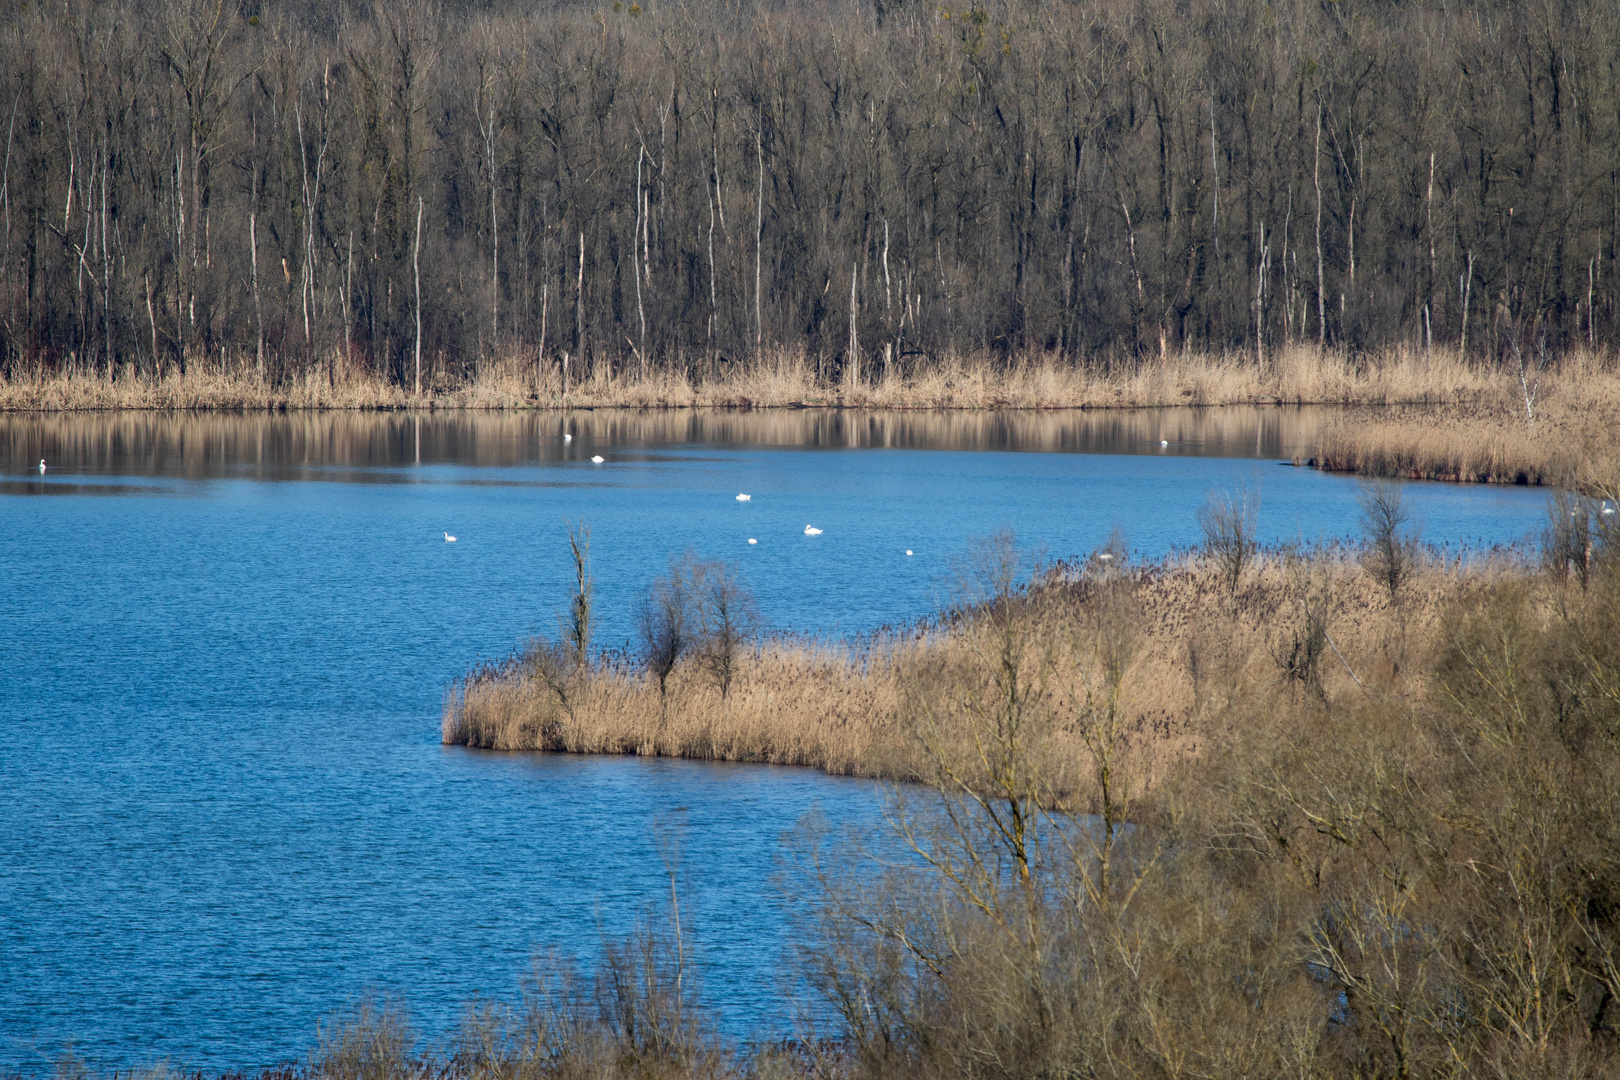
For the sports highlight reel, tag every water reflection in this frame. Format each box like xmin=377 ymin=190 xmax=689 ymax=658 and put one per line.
xmin=1 ymin=406 xmax=1332 ymax=481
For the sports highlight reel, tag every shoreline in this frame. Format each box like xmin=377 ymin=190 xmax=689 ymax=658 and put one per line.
xmin=7 ymin=347 xmax=1615 ymax=489
xmin=442 ymin=546 xmax=1524 ymax=794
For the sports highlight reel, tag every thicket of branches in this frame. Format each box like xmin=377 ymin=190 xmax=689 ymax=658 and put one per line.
xmin=4 ymin=0 xmax=1619 ymax=388
xmin=433 ymin=498 xmax=1620 ymax=1079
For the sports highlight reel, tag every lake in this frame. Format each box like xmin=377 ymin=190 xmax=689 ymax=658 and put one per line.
xmin=0 ymin=408 xmax=1553 ymax=1072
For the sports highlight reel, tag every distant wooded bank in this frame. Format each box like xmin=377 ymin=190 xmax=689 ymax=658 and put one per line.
xmin=2 ymin=0 xmax=1617 ymax=393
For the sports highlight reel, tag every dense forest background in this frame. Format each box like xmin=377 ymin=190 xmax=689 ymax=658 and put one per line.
xmin=2 ymin=0 xmax=1618 ymax=388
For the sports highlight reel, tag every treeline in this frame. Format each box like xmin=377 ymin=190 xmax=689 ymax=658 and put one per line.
xmin=4 ymin=0 xmax=1620 ymax=391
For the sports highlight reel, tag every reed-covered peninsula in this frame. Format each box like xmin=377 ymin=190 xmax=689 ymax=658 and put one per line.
xmin=442 ymin=481 xmax=1620 ymax=1078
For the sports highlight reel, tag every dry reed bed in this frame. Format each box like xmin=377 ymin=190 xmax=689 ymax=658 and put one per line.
xmin=0 ymin=345 xmax=1533 ymax=413
xmin=444 ymin=549 xmax=1502 ymax=802
xmin=1308 ymin=364 xmax=1620 ymax=487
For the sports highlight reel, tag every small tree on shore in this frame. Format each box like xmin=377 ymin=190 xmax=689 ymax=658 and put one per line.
xmin=1358 ymin=481 xmax=1421 ymax=604
xmin=1199 ymin=484 xmax=1258 ymax=596
xmin=690 ymin=558 xmax=759 ymax=701
xmin=563 ymin=519 xmax=593 ymax=668
xmin=639 ymin=558 xmax=692 ymax=701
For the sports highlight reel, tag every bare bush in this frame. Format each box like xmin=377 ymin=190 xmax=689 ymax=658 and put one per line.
xmin=638 ymin=559 xmax=692 ymax=702
xmin=1358 ymin=480 xmax=1422 ymax=604
xmin=1198 ymin=484 xmax=1258 ymax=595
xmin=688 ymin=558 xmax=759 ymax=701
xmin=1545 ymin=489 xmax=1599 ymax=589
xmin=1270 ymin=552 xmax=1334 ymax=700
xmin=312 ymin=998 xmax=415 ymax=1080
xmin=562 ymin=520 xmax=593 ymax=669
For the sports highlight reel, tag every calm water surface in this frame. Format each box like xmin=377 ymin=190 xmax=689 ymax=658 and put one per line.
xmin=0 ymin=409 xmax=1552 ymax=1072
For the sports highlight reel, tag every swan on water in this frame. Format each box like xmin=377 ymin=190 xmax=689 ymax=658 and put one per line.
xmin=804 ymin=525 xmax=823 ymax=536
xmin=1160 ymin=439 xmax=1168 ymax=447
xmin=736 ymin=493 xmax=751 ymax=501
xmin=38 ymin=458 xmax=46 ymax=473
xmin=748 ymin=538 xmax=758 ymax=545
xmin=444 ymin=532 xmax=457 ymax=542
xmin=1603 ymin=502 xmax=1616 ymax=516
xmin=563 ymin=433 xmax=572 ymax=442
xmin=591 ymin=455 xmax=605 ymax=464
xmin=905 ymin=549 xmax=913 ymax=556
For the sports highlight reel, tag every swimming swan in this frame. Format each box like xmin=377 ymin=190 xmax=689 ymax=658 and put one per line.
xmin=736 ymin=493 xmax=751 ymax=501
xmin=563 ymin=433 xmax=573 ymax=442
xmin=591 ymin=455 xmax=605 ymax=464
xmin=444 ymin=533 xmax=457 ymax=542
xmin=38 ymin=458 xmax=46 ymax=473
xmin=804 ymin=525 xmax=822 ymax=536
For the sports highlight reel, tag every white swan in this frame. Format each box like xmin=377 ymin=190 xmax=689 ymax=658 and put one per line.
xmin=804 ymin=525 xmax=822 ymax=536
xmin=563 ymin=433 xmax=573 ymax=442
xmin=38 ymin=458 xmax=46 ymax=474
xmin=905 ymin=549 xmax=913 ymax=556
xmin=591 ymin=455 xmax=605 ymax=464
xmin=444 ymin=532 xmax=457 ymax=542
xmin=1160 ymin=439 xmax=1168 ymax=448
xmin=736 ymin=493 xmax=751 ymax=501
xmin=748 ymin=538 xmax=758 ymax=545
xmin=1603 ymin=502 xmax=1616 ymax=516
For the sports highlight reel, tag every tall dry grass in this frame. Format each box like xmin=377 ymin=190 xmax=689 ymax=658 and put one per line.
xmin=1306 ymin=348 xmax=1620 ymax=488
xmin=444 ymin=546 xmax=1509 ymax=803
xmin=0 ymin=344 xmax=1554 ymax=413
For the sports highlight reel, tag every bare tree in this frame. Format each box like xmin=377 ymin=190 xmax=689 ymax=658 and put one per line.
xmin=638 ymin=558 xmax=691 ymax=701
xmin=1358 ymin=480 xmax=1421 ymax=604
xmin=689 ymin=557 xmax=757 ymax=700
xmin=1198 ymin=483 xmax=1259 ymax=596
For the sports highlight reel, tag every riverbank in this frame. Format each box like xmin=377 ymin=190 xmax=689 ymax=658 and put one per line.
xmin=443 ymin=542 xmax=1505 ymax=800
xmin=0 ymin=345 xmax=1560 ymax=413
xmin=12 ymin=346 xmax=1617 ymax=490
xmin=435 ymin=512 xmax=1620 ymax=1077
xmin=1304 ymin=355 xmax=1620 ymax=488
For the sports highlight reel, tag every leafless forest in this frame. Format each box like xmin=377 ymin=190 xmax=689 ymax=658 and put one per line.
xmin=2 ymin=0 xmax=1618 ymax=391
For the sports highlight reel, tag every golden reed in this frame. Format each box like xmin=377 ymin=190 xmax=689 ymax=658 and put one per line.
xmin=0 ymin=344 xmax=1578 ymax=412
xmin=443 ymin=549 xmax=1520 ymax=806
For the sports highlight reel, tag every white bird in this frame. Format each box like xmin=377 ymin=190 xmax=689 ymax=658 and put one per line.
xmin=1160 ymin=439 xmax=1168 ymax=448
xmin=748 ymin=538 xmax=758 ymax=545
xmin=1603 ymin=503 xmax=1616 ymax=516
xmin=905 ymin=549 xmax=913 ymax=556
xmin=563 ymin=433 xmax=573 ymax=442
xmin=38 ymin=458 xmax=46 ymax=473
xmin=444 ymin=532 xmax=457 ymax=542
xmin=736 ymin=493 xmax=751 ymax=502
xmin=804 ymin=525 xmax=822 ymax=536
xmin=591 ymin=455 xmax=605 ymax=464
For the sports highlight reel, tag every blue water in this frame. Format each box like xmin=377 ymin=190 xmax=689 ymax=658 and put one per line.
xmin=0 ymin=410 xmax=1553 ymax=1073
